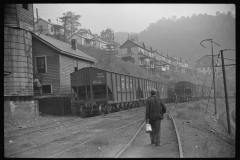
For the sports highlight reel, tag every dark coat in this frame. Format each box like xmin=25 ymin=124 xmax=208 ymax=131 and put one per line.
xmin=146 ymin=95 xmax=166 ymax=120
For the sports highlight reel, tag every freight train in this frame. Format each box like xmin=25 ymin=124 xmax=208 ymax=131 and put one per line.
xmin=174 ymin=81 xmax=211 ymax=102
xmin=70 ymin=67 xmax=176 ymax=117
xmin=70 ymin=67 xmax=211 ymax=117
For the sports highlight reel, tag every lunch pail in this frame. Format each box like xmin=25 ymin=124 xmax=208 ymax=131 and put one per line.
xmin=146 ymin=123 xmax=152 ymax=133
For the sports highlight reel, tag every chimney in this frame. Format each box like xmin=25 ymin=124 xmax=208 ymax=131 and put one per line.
xmin=48 ymin=19 xmax=51 ymax=22
xmin=71 ymin=39 xmax=77 ymax=50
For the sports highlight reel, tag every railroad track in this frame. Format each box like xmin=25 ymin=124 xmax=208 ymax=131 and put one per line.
xmin=4 ymin=116 xmax=78 ymax=133
xmin=5 ymin=102 xmax=196 ymax=158
xmin=113 ymin=103 xmax=185 ymax=158
xmin=4 ymin=106 xmax=145 ymax=147
xmin=5 ymin=107 xmax=145 ymax=158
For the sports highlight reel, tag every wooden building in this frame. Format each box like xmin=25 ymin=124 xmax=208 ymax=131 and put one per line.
xmin=4 ymin=4 xmax=39 ymax=119
xmin=32 ymin=33 xmax=96 ymax=115
xmin=118 ymin=39 xmax=158 ymax=75
xmin=34 ymin=18 xmax=63 ymax=36
xmin=4 ymin=4 xmax=34 ymax=100
xmin=195 ymin=55 xmax=220 ymax=75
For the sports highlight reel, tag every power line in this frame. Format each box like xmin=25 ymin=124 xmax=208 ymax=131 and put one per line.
xmin=37 ymin=11 xmax=59 ymax=19
xmin=217 ymin=19 xmax=235 ymax=44
xmin=221 ymin=32 xmax=235 ymax=47
xmin=213 ymin=5 xmax=234 ymax=40
xmin=37 ymin=8 xmax=63 ymax=17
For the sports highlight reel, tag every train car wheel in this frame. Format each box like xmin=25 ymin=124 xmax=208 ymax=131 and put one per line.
xmin=132 ymin=102 xmax=136 ymax=109
xmin=124 ymin=103 xmax=129 ymax=110
xmin=80 ymin=106 xmax=89 ymax=117
xmin=138 ymin=101 xmax=142 ymax=108
xmin=99 ymin=104 xmax=105 ymax=115
xmin=106 ymin=104 xmax=112 ymax=114
xmin=129 ymin=103 xmax=132 ymax=109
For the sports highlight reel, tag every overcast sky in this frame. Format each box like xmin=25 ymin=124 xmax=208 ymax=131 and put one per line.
xmin=33 ymin=3 xmax=235 ymax=34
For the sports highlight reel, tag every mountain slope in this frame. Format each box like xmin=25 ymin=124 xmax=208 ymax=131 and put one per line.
xmin=115 ymin=12 xmax=235 ymax=68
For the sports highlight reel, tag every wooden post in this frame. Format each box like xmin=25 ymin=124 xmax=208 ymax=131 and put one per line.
xmin=36 ymin=8 xmax=39 ymax=31
xmin=220 ymin=50 xmax=231 ymax=134
xmin=210 ymin=39 xmax=218 ymax=119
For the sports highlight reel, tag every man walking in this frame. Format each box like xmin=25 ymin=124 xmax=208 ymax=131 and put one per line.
xmin=173 ymin=93 xmax=178 ymax=105
xmin=146 ymin=89 xmax=166 ymax=146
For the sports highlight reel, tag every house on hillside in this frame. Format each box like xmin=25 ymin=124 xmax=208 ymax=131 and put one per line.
xmin=195 ymin=55 xmax=220 ymax=75
xmin=168 ymin=56 xmax=179 ymax=72
xmin=34 ymin=18 xmax=63 ymax=36
xmin=32 ymin=32 xmax=96 ymax=116
xmin=118 ymin=39 xmax=158 ymax=75
xmin=177 ymin=58 xmax=188 ymax=73
xmin=154 ymin=51 xmax=172 ymax=74
xmin=68 ymin=29 xmax=112 ymax=51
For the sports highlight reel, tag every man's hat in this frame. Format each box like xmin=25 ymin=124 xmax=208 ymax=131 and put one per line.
xmin=150 ymin=88 xmax=157 ymax=94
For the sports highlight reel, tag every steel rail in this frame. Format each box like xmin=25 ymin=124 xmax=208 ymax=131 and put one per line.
xmin=114 ymin=121 xmax=146 ymax=158
xmin=170 ymin=105 xmax=183 ymax=158
xmin=114 ymin=102 xmax=191 ymax=158
xmin=5 ymin=109 xmax=142 ymax=148
xmin=49 ymin=118 xmax=145 ymax=158
xmin=4 ymin=117 xmax=79 ymax=134
xmin=5 ymin=103 xmax=145 ymax=134
xmin=4 ymin=106 xmax=144 ymax=139
xmin=5 ymin=111 xmax=145 ymax=158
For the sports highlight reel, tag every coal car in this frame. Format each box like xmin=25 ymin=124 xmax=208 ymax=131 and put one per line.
xmin=174 ymin=81 xmax=211 ymax=102
xmin=70 ymin=67 xmax=169 ymax=117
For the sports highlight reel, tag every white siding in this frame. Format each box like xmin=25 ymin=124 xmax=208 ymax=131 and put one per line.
xmin=69 ymin=34 xmax=83 ymax=45
xmin=60 ymin=54 xmax=93 ymax=95
xmin=47 ymin=24 xmax=54 ymax=35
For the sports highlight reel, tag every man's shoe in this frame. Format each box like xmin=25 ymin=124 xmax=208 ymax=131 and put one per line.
xmin=155 ymin=143 xmax=161 ymax=146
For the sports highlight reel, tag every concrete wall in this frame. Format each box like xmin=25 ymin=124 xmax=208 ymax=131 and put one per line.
xmin=4 ymin=100 xmax=39 ymax=120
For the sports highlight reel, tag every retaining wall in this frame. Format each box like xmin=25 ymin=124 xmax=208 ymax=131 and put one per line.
xmin=4 ymin=100 xmax=39 ymax=120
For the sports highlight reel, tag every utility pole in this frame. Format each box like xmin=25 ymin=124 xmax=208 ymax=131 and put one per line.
xmin=219 ymin=49 xmax=235 ymax=134
xmin=112 ymin=30 xmax=114 ymax=44
xmin=36 ymin=8 xmax=39 ymax=31
xmin=60 ymin=16 xmax=71 ymax=42
xmin=200 ymin=39 xmax=220 ymax=119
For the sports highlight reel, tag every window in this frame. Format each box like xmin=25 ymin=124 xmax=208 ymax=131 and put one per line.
xmin=127 ymin=47 xmax=131 ymax=53
xmin=22 ymin=4 xmax=28 ymax=10
xmin=121 ymin=77 xmax=125 ymax=92
xmin=74 ymin=67 xmax=78 ymax=72
xmin=42 ymin=84 xmax=52 ymax=94
xmin=51 ymin=26 xmax=53 ymax=32
xmin=36 ymin=56 xmax=47 ymax=73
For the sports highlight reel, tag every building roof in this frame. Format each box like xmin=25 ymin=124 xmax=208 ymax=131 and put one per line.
xmin=169 ymin=56 xmax=178 ymax=61
xmin=93 ymin=37 xmax=110 ymax=44
xmin=68 ymin=32 xmax=109 ymax=44
xmin=34 ymin=18 xmax=61 ymax=27
xmin=195 ymin=55 xmax=219 ymax=68
xmin=32 ymin=32 xmax=96 ymax=63
xmin=145 ymin=46 xmax=152 ymax=52
xmin=120 ymin=39 xmax=153 ymax=52
xmin=77 ymin=28 xmax=92 ymax=34
xmin=116 ymin=53 xmax=134 ymax=58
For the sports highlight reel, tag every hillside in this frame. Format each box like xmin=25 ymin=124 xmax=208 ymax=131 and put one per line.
xmin=114 ymin=12 xmax=235 ymax=69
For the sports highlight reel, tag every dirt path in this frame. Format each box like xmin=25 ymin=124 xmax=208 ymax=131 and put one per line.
xmin=119 ymin=112 xmax=179 ymax=158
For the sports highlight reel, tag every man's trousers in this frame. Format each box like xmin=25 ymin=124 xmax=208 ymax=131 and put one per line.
xmin=149 ymin=119 xmax=161 ymax=146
